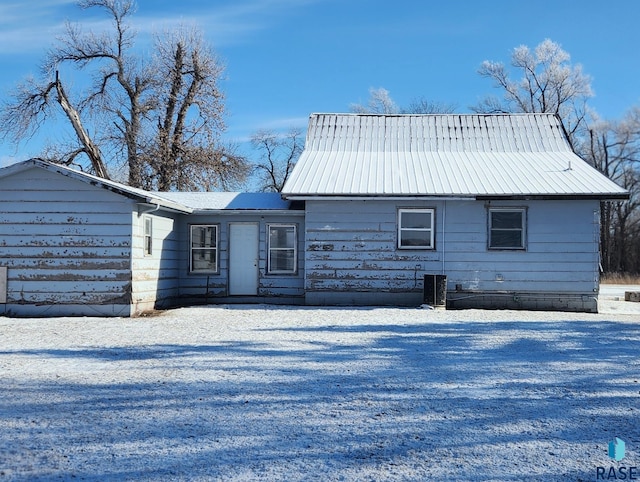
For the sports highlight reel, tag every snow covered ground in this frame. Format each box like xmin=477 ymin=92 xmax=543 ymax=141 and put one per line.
xmin=1 ymin=288 xmax=639 ymax=481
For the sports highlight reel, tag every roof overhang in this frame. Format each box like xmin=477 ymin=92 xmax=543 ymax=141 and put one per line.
xmin=283 ymin=193 xmax=631 ymax=202
xmin=188 ymin=209 xmax=305 ymax=215
xmin=476 ymin=193 xmax=631 ymax=201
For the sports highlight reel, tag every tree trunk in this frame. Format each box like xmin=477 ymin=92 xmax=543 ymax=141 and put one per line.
xmin=55 ymin=73 xmax=110 ymax=180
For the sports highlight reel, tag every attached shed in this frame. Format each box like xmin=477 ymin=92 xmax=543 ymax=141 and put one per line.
xmin=0 ymin=159 xmax=189 ymax=316
xmin=281 ymin=113 xmax=629 ymax=312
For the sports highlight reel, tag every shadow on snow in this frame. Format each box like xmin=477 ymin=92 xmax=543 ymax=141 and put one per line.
xmin=1 ymin=319 xmax=639 ymax=481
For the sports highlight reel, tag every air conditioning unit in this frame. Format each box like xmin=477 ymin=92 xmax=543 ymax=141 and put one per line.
xmin=424 ymin=274 xmax=447 ymax=307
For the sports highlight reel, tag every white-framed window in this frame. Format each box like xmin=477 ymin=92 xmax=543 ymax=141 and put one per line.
xmin=268 ymin=224 xmax=297 ymax=274
xmin=488 ymin=208 xmax=526 ymax=250
xmin=143 ymin=216 xmax=153 ymax=255
xmin=398 ymin=209 xmax=435 ymax=249
xmin=190 ymin=225 xmax=219 ymax=272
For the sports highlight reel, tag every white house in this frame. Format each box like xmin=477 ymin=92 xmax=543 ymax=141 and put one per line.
xmin=281 ymin=113 xmax=629 ymax=311
xmin=0 ymin=113 xmax=628 ymax=316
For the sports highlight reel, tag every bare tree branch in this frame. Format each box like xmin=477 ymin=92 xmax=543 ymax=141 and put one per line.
xmin=2 ymin=0 xmax=242 ymax=190
xmin=251 ymin=128 xmax=303 ymax=192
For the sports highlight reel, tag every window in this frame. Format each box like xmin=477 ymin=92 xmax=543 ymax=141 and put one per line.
xmin=398 ymin=209 xmax=434 ymax=249
xmin=489 ymin=208 xmax=526 ymax=249
xmin=268 ymin=224 xmax=297 ymax=274
xmin=190 ymin=225 xmax=218 ymax=272
xmin=143 ymin=217 xmax=153 ymax=255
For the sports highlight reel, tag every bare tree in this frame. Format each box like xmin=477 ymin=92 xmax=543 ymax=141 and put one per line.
xmin=581 ymin=110 xmax=640 ymax=273
xmin=474 ymin=39 xmax=594 ymax=146
xmin=0 ymin=69 xmax=109 ymax=178
xmin=350 ymin=87 xmax=400 ymax=114
xmin=38 ymin=0 xmax=153 ymax=186
xmin=402 ymin=97 xmax=457 ymax=114
xmin=251 ymin=128 xmax=303 ymax=192
xmin=350 ymin=87 xmax=456 ymax=115
xmin=1 ymin=0 xmax=246 ymax=190
xmin=141 ymin=27 xmax=249 ymax=191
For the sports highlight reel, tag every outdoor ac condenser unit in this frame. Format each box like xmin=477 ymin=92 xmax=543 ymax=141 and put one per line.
xmin=424 ymin=274 xmax=447 ymax=307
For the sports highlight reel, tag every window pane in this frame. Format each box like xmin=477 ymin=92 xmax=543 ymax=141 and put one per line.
xmin=192 ymin=249 xmax=217 ymax=271
xmin=192 ymin=226 xmax=216 ymax=248
xmin=190 ymin=226 xmax=217 ymax=271
xmin=491 ymin=211 xmax=522 ymax=229
xmin=144 ymin=236 xmax=152 ymax=255
xmin=401 ymin=230 xmax=431 ymax=247
xmin=270 ymin=250 xmax=295 ymax=271
xmin=489 ymin=210 xmax=524 ymax=249
xmin=402 ymin=212 xmax=432 ymax=229
xmin=491 ymin=230 xmax=522 ymax=248
xmin=270 ymin=226 xmax=295 ymax=249
xmin=268 ymin=225 xmax=296 ymax=273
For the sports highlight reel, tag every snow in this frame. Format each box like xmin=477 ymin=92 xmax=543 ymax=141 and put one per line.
xmin=153 ymin=192 xmax=292 ymax=211
xmin=1 ymin=291 xmax=639 ymax=481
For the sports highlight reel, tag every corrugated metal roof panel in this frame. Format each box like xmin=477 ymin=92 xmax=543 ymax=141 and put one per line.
xmin=282 ymin=113 xmax=628 ymax=199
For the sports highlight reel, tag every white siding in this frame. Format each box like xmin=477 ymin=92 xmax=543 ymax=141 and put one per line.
xmin=0 ymin=167 xmax=134 ymax=316
xmin=304 ymin=199 xmax=600 ymax=310
xmin=304 ymin=200 xmax=443 ymax=305
xmin=176 ymin=213 xmax=305 ymax=304
xmin=130 ymin=210 xmax=180 ymax=314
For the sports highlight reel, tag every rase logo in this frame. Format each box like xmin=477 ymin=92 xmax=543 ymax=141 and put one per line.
xmin=596 ymin=438 xmax=638 ymax=480
xmin=610 ymin=438 xmax=626 ymax=462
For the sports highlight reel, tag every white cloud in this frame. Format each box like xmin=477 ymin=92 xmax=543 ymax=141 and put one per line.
xmin=0 ymin=1 xmax=75 ymax=53
xmin=0 ymin=0 xmax=327 ymax=54
xmin=134 ymin=0 xmax=325 ymax=46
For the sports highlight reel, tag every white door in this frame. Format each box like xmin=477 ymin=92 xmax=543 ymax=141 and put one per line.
xmin=229 ymin=223 xmax=259 ymax=295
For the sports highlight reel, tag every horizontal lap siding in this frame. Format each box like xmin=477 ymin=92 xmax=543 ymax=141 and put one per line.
xmin=177 ymin=214 xmax=305 ymax=302
xmin=443 ymin=200 xmax=600 ymax=294
xmin=305 ymin=200 xmax=443 ymax=305
xmin=0 ymin=168 xmax=134 ymax=316
xmin=131 ymin=211 xmax=180 ymax=313
xmin=305 ymin=199 xmax=600 ymax=306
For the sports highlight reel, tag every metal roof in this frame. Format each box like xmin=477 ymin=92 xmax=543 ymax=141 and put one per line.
xmin=1 ymin=160 xmax=294 ymax=212
xmin=281 ymin=113 xmax=629 ymax=199
xmin=154 ymin=191 xmax=293 ymax=211
xmin=1 ymin=159 xmax=193 ymax=213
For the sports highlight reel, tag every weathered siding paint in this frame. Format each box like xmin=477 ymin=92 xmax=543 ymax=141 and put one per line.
xmin=130 ymin=209 xmax=180 ymax=314
xmin=304 ymin=200 xmax=444 ymax=305
xmin=176 ymin=213 xmax=305 ymax=305
xmin=304 ymin=199 xmax=600 ymax=311
xmin=0 ymin=167 xmax=134 ymax=316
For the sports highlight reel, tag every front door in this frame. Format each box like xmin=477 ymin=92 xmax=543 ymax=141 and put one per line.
xmin=229 ymin=223 xmax=259 ymax=295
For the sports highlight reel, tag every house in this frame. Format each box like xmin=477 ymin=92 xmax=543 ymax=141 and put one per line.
xmin=0 ymin=113 xmax=628 ymax=316
xmin=281 ymin=113 xmax=628 ymax=312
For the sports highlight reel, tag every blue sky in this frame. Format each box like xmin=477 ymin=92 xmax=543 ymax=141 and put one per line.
xmin=1 ymin=0 xmax=639 ymax=166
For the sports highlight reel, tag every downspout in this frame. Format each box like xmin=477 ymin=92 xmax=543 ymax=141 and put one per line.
xmin=442 ymin=200 xmax=446 ymax=275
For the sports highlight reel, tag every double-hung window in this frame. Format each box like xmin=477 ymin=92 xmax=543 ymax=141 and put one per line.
xmin=268 ymin=224 xmax=297 ymax=274
xmin=398 ymin=209 xmax=435 ymax=249
xmin=190 ymin=225 xmax=218 ymax=272
xmin=488 ymin=208 xmax=526 ymax=249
